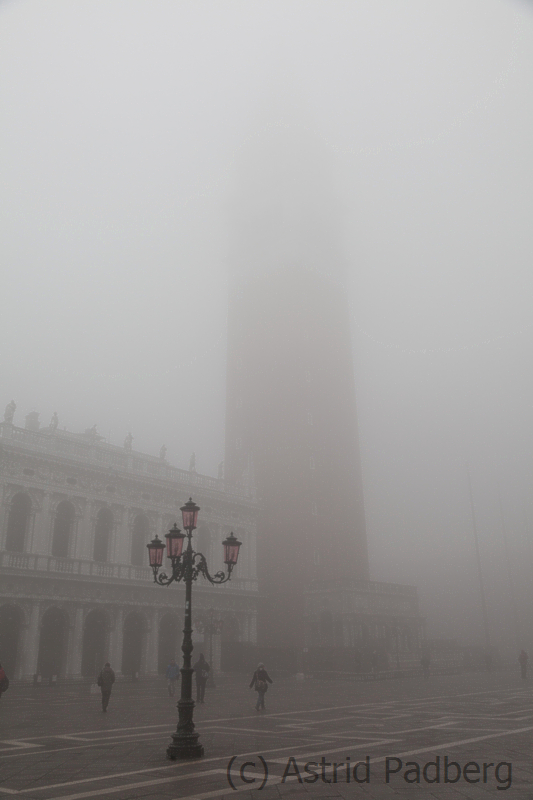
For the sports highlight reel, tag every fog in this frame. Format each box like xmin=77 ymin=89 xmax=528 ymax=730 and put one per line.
xmin=1 ymin=0 xmax=533 ymax=653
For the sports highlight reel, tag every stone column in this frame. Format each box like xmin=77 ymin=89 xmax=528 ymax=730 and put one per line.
xmin=109 ymin=607 xmax=124 ymax=675
xmin=19 ymin=603 xmax=40 ymax=680
xmin=66 ymin=606 xmax=84 ymax=680
xmin=144 ymin=608 xmax=159 ymax=675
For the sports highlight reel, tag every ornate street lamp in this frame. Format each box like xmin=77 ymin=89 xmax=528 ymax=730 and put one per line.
xmin=147 ymin=497 xmax=241 ymax=759
xmin=195 ymin=608 xmax=224 ymax=688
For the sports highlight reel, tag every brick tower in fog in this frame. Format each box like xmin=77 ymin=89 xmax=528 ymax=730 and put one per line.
xmin=224 ymin=126 xmax=369 ymax=649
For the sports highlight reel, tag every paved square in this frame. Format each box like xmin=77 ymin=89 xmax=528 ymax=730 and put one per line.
xmin=0 ymin=671 xmax=532 ymax=799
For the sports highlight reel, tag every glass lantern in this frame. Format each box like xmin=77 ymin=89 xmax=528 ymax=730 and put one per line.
xmin=222 ymin=532 xmax=242 ymax=566
xmin=166 ymin=524 xmax=186 ymax=559
xmin=180 ymin=497 xmax=200 ymax=531
xmin=146 ymin=535 xmax=165 ymax=569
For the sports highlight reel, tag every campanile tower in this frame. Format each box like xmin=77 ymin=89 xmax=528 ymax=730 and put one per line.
xmin=224 ymin=126 xmax=369 ymax=649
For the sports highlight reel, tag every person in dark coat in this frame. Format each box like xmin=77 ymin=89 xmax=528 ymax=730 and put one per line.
xmin=193 ymin=654 xmax=210 ymax=703
xmin=0 ymin=663 xmax=7 ymax=701
xmin=518 ymin=650 xmax=528 ymax=680
xmin=97 ymin=662 xmax=115 ymax=712
xmin=249 ymin=663 xmax=273 ymax=712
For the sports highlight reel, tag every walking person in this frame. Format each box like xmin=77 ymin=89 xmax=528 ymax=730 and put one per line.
xmin=518 ymin=649 xmax=528 ymax=680
xmin=249 ymin=662 xmax=272 ymax=712
xmin=193 ymin=654 xmax=210 ymax=704
xmin=97 ymin=662 xmax=115 ymax=712
xmin=0 ymin=663 xmax=8 ymax=702
xmin=166 ymin=659 xmax=179 ymax=696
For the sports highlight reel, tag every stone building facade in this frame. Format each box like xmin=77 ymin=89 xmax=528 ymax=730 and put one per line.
xmin=0 ymin=417 xmax=258 ymax=681
xmin=304 ymin=578 xmax=425 ymax=672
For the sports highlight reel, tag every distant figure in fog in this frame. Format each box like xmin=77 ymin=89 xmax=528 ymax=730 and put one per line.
xmin=249 ymin=663 xmax=273 ymax=712
xmin=0 ymin=663 xmax=8 ymax=700
xmin=166 ymin=659 xmax=179 ymax=696
xmin=193 ymin=654 xmax=210 ymax=703
xmin=50 ymin=411 xmax=59 ymax=431
xmin=420 ymin=653 xmax=430 ymax=679
xmin=518 ymin=650 xmax=528 ymax=680
xmin=97 ymin=662 xmax=115 ymax=712
xmin=159 ymin=444 xmax=167 ymax=461
xmin=484 ymin=650 xmax=493 ymax=673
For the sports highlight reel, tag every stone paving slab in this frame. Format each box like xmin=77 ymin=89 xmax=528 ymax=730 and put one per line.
xmin=0 ymin=671 xmax=531 ymax=799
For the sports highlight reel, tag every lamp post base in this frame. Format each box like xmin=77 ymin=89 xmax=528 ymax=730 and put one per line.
xmin=167 ymin=734 xmax=204 ymax=760
xmin=167 ymin=697 xmax=204 ymax=760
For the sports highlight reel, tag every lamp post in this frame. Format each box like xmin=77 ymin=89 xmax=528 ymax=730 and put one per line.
xmin=195 ymin=608 xmax=224 ymax=687
xmin=147 ymin=498 xmax=241 ymax=759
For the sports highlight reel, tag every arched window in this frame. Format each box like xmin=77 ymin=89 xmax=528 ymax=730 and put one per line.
xmin=51 ymin=501 xmax=75 ymax=558
xmin=131 ymin=513 xmax=149 ymax=566
xmin=93 ymin=508 xmax=113 ymax=562
xmin=5 ymin=493 xmax=31 ymax=552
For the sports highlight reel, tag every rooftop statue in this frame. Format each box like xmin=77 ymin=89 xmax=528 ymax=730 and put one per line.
xmin=84 ymin=425 xmax=104 ymax=442
xmin=124 ymin=432 xmax=133 ymax=452
xmin=189 ymin=452 xmax=196 ymax=472
xmin=4 ymin=400 xmax=16 ymax=423
xmin=50 ymin=411 xmax=59 ymax=431
xmin=159 ymin=444 xmax=167 ymax=461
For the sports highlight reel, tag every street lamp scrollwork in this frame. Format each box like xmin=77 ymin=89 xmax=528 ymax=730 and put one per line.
xmin=149 ymin=527 xmax=240 ymax=587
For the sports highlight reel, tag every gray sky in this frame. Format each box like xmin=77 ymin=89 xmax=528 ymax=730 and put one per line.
xmin=1 ymin=0 xmax=533 ymax=648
